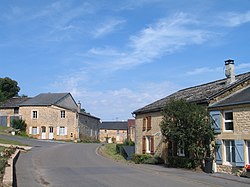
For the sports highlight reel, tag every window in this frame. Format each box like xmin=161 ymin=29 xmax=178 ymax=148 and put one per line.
xmin=104 ymin=129 xmax=107 ymax=133
xmin=32 ymin=127 xmax=37 ymax=134
xmin=14 ymin=107 xmax=19 ymax=114
xmin=142 ymin=136 xmax=154 ymax=154
xmin=224 ymin=111 xmax=233 ymax=131
xmin=177 ymin=141 xmax=185 ymax=157
xmin=59 ymin=127 xmax=65 ymax=135
xmin=117 ymin=130 xmax=119 ymax=135
xmin=224 ymin=140 xmax=235 ymax=163
xmin=143 ymin=116 xmax=152 ymax=131
xmin=32 ymin=111 xmax=38 ymax=119
xmin=61 ymin=110 xmax=65 ymax=118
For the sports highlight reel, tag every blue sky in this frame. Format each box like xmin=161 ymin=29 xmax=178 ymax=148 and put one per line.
xmin=1 ymin=0 xmax=250 ymax=120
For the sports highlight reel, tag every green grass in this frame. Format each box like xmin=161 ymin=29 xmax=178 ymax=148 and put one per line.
xmin=0 ymin=138 xmax=28 ymax=146
xmin=101 ymin=143 xmax=126 ymax=161
xmin=0 ymin=126 xmax=11 ymax=134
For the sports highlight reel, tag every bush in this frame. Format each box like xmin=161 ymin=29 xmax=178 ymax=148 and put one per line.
xmin=166 ymin=156 xmax=199 ymax=169
xmin=12 ymin=118 xmax=27 ymax=132
xmin=132 ymin=154 xmax=152 ymax=164
xmin=123 ymin=139 xmax=135 ymax=146
xmin=132 ymin=154 xmax=163 ymax=164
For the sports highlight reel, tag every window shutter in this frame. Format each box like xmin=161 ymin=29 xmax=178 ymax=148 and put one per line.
xmin=150 ymin=136 xmax=154 ymax=154
xmin=29 ymin=127 xmax=32 ymax=134
xmin=210 ymin=111 xmax=221 ymax=133
xmin=235 ymin=140 xmax=244 ymax=167
xmin=142 ymin=118 xmax=146 ymax=131
xmin=215 ymin=140 xmax=222 ymax=164
xmin=142 ymin=136 xmax=146 ymax=154
xmin=147 ymin=116 xmax=152 ymax=131
xmin=57 ymin=127 xmax=60 ymax=135
xmin=37 ymin=127 xmax=40 ymax=134
xmin=65 ymin=127 xmax=68 ymax=135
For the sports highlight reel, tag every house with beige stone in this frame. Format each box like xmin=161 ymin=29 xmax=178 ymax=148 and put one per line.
xmin=99 ymin=121 xmax=128 ymax=143
xmin=0 ymin=93 xmax=100 ymax=141
xmin=132 ymin=59 xmax=250 ymax=173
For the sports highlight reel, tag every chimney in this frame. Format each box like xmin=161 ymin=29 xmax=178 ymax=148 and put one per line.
xmin=225 ymin=59 xmax=235 ymax=85
xmin=77 ymin=101 xmax=81 ymax=113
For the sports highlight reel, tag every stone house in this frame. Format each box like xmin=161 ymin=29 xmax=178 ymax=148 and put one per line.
xmin=128 ymin=119 xmax=136 ymax=142
xmin=209 ymin=86 xmax=250 ymax=173
xmin=0 ymin=93 xmax=100 ymax=141
xmin=99 ymin=121 xmax=128 ymax=144
xmin=132 ymin=60 xmax=250 ymax=173
xmin=0 ymin=97 xmax=29 ymax=127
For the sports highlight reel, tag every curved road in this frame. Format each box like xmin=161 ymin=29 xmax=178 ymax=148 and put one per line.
xmin=0 ymin=135 xmax=248 ymax=187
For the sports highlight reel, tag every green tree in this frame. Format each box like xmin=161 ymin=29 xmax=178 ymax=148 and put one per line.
xmin=12 ymin=118 xmax=27 ymax=132
xmin=0 ymin=77 xmax=20 ymax=102
xmin=160 ymin=99 xmax=214 ymax=168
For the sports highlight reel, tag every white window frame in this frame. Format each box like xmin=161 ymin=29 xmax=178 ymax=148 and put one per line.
xmin=223 ymin=111 xmax=234 ymax=131
xmin=58 ymin=126 xmax=67 ymax=136
xmin=224 ymin=140 xmax=236 ymax=166
xmin=32 ymin=127 xmax=39 ymax=135
xmin=59 ymin=126 xmax=65 ymax=135
xmin=61 ymin=110 xmax=65 ymax=118
xmin=146 ymin=136 xmax=151 ymax=153
xmin=32 ymin=110 xmax=38 ymax=119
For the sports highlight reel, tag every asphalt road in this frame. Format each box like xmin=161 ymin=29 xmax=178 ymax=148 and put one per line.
xmin=0 ymin=134 xmax=249 ymax=187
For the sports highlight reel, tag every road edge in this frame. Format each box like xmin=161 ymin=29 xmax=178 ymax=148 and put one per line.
xmin=2 ymin=149 xmax=20 ymax=187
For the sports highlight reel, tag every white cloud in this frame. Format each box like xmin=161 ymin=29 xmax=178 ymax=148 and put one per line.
xmin=186 ymin=67 xmax=222 ymax=75
xmin=93 ymin=18 xmax=126 ymax=38
xmin=88 ymin=47 xmax=126 ymax=57
xmin=81 ymin=13 xmax=214 ymax=72
xmin=217 ymin=11 xmax=250 ymax=27
xmin=50 ymin=71 xmax=180 ymax=120
xmin=236 ymin=63 xmax=250 ymax=70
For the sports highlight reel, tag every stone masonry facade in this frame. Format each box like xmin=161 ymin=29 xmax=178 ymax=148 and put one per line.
xmin=20 ymin=105 xmax=78 ymax=140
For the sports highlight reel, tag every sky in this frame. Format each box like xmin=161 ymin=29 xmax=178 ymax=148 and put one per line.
xmin=1 ymin=0 xmax=250 ymax=121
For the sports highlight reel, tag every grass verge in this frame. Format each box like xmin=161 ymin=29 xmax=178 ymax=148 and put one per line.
xmin=0 ymin=138 xmax=28 ymax=146
xmin=99 ymin=143 xmax=127 ymax=162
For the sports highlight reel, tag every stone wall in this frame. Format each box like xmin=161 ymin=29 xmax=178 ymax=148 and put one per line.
xmin=99 ymin=129 xmax=127 ymax=144
xmin=135 ymin=111 xmax=163 ymax=154
xmin=78 ymin=113 xmax=100 ymax=140
xmin=19 ymin=105 xmax=78 ymax=140
xmin=216 ymin=165 xmax=241 ymax=174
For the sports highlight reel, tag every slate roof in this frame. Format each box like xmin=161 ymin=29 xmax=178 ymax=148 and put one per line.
xmin=209 ymin=86 xmax=250 ymax=108
xmin=0 ymin=97 xmax=30 ymax=108
xmin=133 ymin=72 xmax=250 ymax=114
xmin=20 ymin=93 xmax=69 ymax=106
xmin=100 ymin=121 xmax=128 ymax=130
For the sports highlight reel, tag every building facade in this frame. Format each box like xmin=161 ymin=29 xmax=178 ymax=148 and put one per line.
xmin=0 ymin=93 xmax=100 ymax=141
xmin=133 ymin=60 xmax=250 ymax=173
xmin=99 ymin=121 xmax=128 ymax=144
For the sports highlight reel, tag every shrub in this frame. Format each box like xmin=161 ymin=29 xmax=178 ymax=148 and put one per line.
xmin=123 ymin=139 xmax=135 ymax=146
xmin=166 ymin=156 xmax=199 ymax=169
xmin=132 ymin=154 xmax=151 ymax=164
xmin=12 ymin=118 xmax=27 ymax=132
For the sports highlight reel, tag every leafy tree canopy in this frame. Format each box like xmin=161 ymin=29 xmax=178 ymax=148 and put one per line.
xmin=160 ymin=99 xmax=214 ymax=162
xmin=0 ymin=77 xmax=20 ymax=102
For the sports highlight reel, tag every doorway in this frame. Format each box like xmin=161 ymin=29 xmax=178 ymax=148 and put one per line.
xmin=41 ymin=126 xmax=46 ymax=139
xmin=49 ymin=127 xmax=54 ymax=139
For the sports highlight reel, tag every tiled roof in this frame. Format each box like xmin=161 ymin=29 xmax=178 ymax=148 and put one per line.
xmin=100 ymin=121 xmax=128 ymax=130
xmin=20 ymin=93 xmax=69 ymax=106
xmin=133 ymin=72 xmax=250 ymax=114
xmin=209 ymin=86 xmax=250 ymax=108
xmin=0 ymin=97 xmax=30 ymax=108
